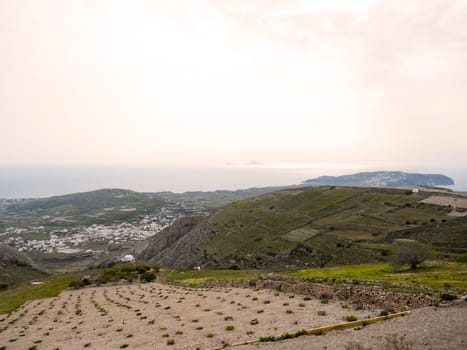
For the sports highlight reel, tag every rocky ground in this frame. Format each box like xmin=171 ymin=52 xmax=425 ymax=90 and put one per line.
xmin=0 ymin=282 xmax=465 ymax=350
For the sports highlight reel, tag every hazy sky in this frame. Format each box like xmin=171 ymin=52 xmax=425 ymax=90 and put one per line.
xmin=1 ymin=0 xmax=466 ymax=170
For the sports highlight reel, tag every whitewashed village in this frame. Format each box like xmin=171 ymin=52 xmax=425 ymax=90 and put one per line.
xmin=0 ymin=207 xmax=180 ymax=258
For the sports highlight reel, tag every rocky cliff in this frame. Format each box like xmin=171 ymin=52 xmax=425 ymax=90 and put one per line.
xmin=129 ymin=216 xmax=212 ymax=268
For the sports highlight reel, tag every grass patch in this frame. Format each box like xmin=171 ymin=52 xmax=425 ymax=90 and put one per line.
xmin=0 ymin=273 xmax=80 ymax=314
xmin=282 ymin=262 xmax=467 ymax=290
xmin=162 ymin=269 xmax=263 ymax=284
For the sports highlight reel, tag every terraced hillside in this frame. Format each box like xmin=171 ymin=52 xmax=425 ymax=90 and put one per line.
xmin=131 ymin=186 xmax=467 ymax=269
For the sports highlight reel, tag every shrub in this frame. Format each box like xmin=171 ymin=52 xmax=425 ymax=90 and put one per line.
xmin=69 ymin=280 xmax=86 ymax=289
xmin=133 ymin=264 xmax=149 ymax=273
xmin=225 ymin=325 xmax=235 ymax=331
xmin=440 ymin=293 xmax=457 ymax=301
xmin=141 ymin=271 xmax=156 ymax=283
xmin=345 ymin=315 xmax=358 ymax=322
xmin=456 ymin=252 xmax=467 ymax=263
xmin=167 ymin=339 xmax=175 ymax=345
xmin=380 ymin=309 xmax=389 ymax=316
xmin=320 ymin=298 xmax=329 ymax=304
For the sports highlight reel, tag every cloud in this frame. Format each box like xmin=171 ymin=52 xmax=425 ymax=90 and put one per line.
xmin=0 ymin=0 xmax=466 ymax=167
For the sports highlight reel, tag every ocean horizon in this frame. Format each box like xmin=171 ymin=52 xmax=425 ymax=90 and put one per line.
xmin=1 ymin=165 xmax=466 ymax=198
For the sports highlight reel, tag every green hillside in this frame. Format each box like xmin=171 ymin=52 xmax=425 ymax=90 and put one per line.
xmin=3 ymin=188 xmax=166 ymax=227
xmin=197 ymin=186 xmax=465 ymax=268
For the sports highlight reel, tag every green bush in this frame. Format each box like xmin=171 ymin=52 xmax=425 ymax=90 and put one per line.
xmin=96 ymin=263 xmax=159 ymax=284
xmin=135 ymin=265 xmax=150 ymax=273
xmin=440 ymin=293 xmax=457 ymax=301
xmin=345 ymin=315 xmax=358 ymax=321
xmin=141 ymin=271 xmax=156 ymax=283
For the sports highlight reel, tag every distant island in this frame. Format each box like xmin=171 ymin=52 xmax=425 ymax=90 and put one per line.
xmin=302 ymin=171 xmax=454 ymax=187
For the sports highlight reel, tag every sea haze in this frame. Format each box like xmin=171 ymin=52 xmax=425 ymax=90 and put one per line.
xmin=0 ymin=165 xmax=466 ymax=198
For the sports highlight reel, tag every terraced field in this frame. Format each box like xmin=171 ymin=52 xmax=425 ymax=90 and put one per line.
xmin=0 ymin=282 xmax=379 ymax=350
xmin=133 ymin=186 xmax=466 ymax=269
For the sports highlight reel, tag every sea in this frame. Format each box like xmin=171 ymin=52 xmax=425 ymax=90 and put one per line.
xmin=0 ymin=165 xmax=466 ymax=198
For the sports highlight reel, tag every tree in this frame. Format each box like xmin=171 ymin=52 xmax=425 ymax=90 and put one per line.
xmin=392 ymin=242 xmax=433 ymax=270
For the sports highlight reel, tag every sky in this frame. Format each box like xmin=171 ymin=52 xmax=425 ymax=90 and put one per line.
xmin=1 ymin=0 xmax=466 ymax=171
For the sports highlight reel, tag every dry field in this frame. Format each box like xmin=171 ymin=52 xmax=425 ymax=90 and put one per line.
xmin=244 ymin=302 xmax=467 ymax=350
xmin=0 ymin=282 xmax=378 ymax=350
xmin=420 ymin=195 xmax=467 ymax=208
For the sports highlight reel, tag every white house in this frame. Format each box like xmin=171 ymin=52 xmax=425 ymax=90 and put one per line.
xmin=121 ymin=254 xmax=135 ymax=263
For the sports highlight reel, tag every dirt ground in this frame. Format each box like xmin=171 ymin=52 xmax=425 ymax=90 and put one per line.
xmin=245 ymin=302 xmax=467 ymax=350
xmin=0 ymin=282 xmax=465 ymax=350
xmin=420 ymin=195 xmax=467 ymax=215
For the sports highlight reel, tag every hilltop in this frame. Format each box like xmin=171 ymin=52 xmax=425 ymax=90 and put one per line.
xmin=130 ymin=186 xmax=467 ymax=269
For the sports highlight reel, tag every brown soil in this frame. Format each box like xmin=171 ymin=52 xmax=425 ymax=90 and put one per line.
xmin=420 ymin=195 xmax=467 ymax=211
xmin=245 ymin=302 xmax=467 ymax=350
xmin=0 ymin=283 xmax=465 ymax=350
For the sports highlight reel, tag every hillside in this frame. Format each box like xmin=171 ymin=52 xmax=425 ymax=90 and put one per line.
xmin=0 ymin=245 xmax=45 ymax=286
xmin=3 ymin=188 xmax=166 ymax=226
xmin=303 ymin=171 xmax=454 ymax=187
xmin=130 ymin=186 xmax=467 ymax=269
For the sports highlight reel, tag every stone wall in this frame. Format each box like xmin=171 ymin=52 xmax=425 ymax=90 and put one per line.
xmin=194 ymin=278 xmax=438 ymax=312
